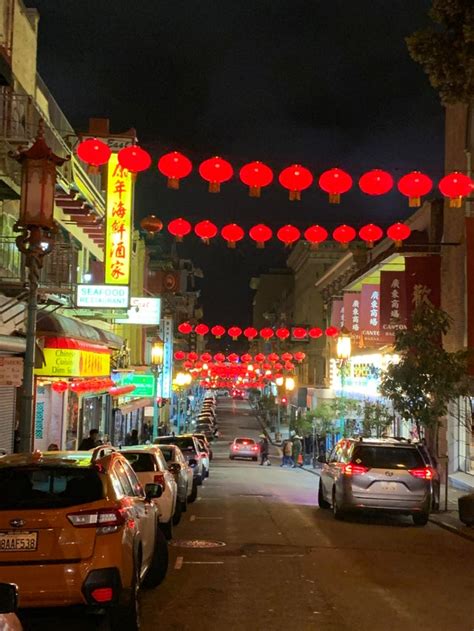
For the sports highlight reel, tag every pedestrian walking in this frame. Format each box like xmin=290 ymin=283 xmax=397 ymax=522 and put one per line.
xmin=292 ymin=435 xmax=303 ymax=468
xmin=280 ymin=439 xmax=294 ymax=467
xmin=258 ymin=434 xmax=270 ymax=466
xmin=125 ymin=428 xmax=139 ymax=446
xmin=78 ymin=429 xmax=101 ymax=450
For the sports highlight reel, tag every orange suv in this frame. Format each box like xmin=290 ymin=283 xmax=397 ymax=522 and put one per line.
xmin=0 ymin=447 xmax=168 ymax=630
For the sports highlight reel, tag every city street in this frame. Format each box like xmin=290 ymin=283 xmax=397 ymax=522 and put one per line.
xmin=22 ymin=398 xmax=474 ymax=631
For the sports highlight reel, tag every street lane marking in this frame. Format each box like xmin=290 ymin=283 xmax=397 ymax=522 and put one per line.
xmin=183 ymin=561 xmax=224 ymax=565
xmin=174 ymin=556 xmax=183 ymax=570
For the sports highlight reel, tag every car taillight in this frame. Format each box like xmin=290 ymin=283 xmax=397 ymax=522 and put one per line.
xmin=154 ymin=473 xmax=165 ymax=485
xmin=409 ymin=467 xmax=434 ymax=480
xmin=342 ymin=463 xmax=369 ymax=476
xmin=233 ymin=444 xmax=239 ymax=450
xmin=67 ymin=507 xmax=125 ymax=528
xmin=91 ymin=587 xmax=114 ymax=603
xmin=251 ymin=445 xmax=258 ymax=451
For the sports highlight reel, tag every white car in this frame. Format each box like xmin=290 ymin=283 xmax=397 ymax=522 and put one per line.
xmin=0 ymin=583 xmax=22 ymax=631
xmin=157 ymin=444 xmax=194 ymax=518
xmin=122 ymin=446 xmax=178 ymax=540
xmin=195 ymin=438 xmax=210 ymax=478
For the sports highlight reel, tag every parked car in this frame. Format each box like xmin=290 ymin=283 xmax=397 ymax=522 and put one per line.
xmin=229 ymin=437 xmax=259 ymax=461
xmin=318 ymin=437 xmax=433 ymax=525
xmin=156 ymin=444 xmax=193 ymax=518
xmin=155 ymin=434 xmax=204 ymax=494
xmin=195 ymin=439 xmax=210 ymax=478
xmin=0 ymin=583 xmax=22 ymax=631
xmin=193 ymin=433 xmax=213 ymax=459
xmin=0 ymin=447 xmax=167 ymax=630
xmin=121 ymin=446 xmax=178 ymax=539
xmin=194 ymin=424 xmax=216 ymax=441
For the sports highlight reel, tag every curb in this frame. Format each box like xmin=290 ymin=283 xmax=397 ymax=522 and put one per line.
xmin=428 ymin=516 xmax=474 ymax=543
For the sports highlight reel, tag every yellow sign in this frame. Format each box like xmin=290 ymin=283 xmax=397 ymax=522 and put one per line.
xmin=105 ymin=153 xmax=132 ymax=285
xmin=35 ymin=349 xmax=111 ymax=378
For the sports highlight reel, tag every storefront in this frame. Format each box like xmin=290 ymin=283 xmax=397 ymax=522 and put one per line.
xmin=110 ymin=370 xmax=154 ymax=445
xmin=0 ymin=336 xmax=25 ymax=453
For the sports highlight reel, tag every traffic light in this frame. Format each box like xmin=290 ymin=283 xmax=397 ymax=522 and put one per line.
xmin=280 ymin=396 xmax=288 ymax=405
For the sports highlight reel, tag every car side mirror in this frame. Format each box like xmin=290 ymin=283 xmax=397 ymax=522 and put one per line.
xmin=317 ymin=454 xmax=327 ymax=464
xmin=188 ymin=458 xmax=197 ymax=467
xmin=145 ymin=483 xmax=163 ymax=500
xmin=0 ymin=583 xmax=18 ymax=614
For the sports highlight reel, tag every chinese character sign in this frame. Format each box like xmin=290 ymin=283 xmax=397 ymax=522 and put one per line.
xmin=380 ymin=271 xmax=407 ymax=342
xmin=360 ymin=283 xmax=381 ymax=346
xmin=160 ymin=316 xmax=174 ymax=399
xmin=105 ymin=153 xmax=132 ymax=285
xmin=343 ymin=292 xmax=361 ymax=335
xmin=405 ymin=256 xmax=441 ymax=325
xmin=330 ymin=300 xmax=345 ymax=329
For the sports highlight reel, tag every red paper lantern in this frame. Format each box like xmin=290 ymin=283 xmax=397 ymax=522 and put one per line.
xmin=285 ymin=361 xmax=295 ymax=370
xmin=308 ymin=327 xmax=323 ymax=339
xmin=214 ymin=353 xmax=225 ymax=362
xmin=318 ymin=168 xmax=352 ymax=203
xmin=333 ymin=224 xmax=356 ymax=248
xmin=387 ymin=222 xmax=411 ymax=247
xmin=260 ymin=327 xmax=274 ymax=340
xmin=228 ymin=326 xmax=242 ymax=341
xmin=118 ymin=145 xmax=151 ymax=176
xmin=281 ymin=352 xmax=293 ymax=362
xmin=276 ymin=328 xmax=290 ymax=340
xmin=439 ymin=172 xmax=473 ymax=208
xmin=398 ymin=171 xmax=433 ymax=207
xmin=325 ymin=326 xmax=339 ymax=337
xmin=268 ymin=353 xmax=279 ymax=362
xmin=221 ymin=223 xmax=244 ymax=248
xmin=211 ymin=325 xmax=226 ymax=339
xmin=188 ymin=352 xmax=198 ymax=361
xmin=168 ymin=217 xmax=192 ymax=242
xmin=244 ymin=326 xmax=258 ymax=340
xmin=239 ymin=161 xmax=273 ymax=197
xmin=201 ymin=353 xmax=212 ymax=362
xmin=178 ymin=322 xmax=193 ymax=334
xmin=194 ymin=220 xmax=218 ymax=244
xmin=359 ymin=223 xmax=383 ymax=248
xmin=195 ymin=323 xmax=209 ymax=336
xmin=241 ymin=353 xmax=252 ymax=363
xmin=304 ymin=225 xmax=328 ymax=249
xmin=294 ymin=351 xmax=306 ymax=362
xmin=279 ymin=164 xmax=313 ymax=201
xmin=184 ymin=360 xmax=193 ymax=369
xmin=359 ymin=169 xmax=393 ymax=195
xmin=277 ymin=225 xmax=301 ymax=248
xmin=199 ymin=156 xmax=233 ymax=192
xmin=52 ymin=380 xmax=68 ymax=393
xmin=227 ymin=353 xmax=239 ymax=363
xmin=292 ymin=327 xmax=307 ymax=339
xmin=77 ymin=138 xmax=111 ymax=172
xmin=140 ymin=215 xmax=163 ymax=235
xmin=255 ymin=353 xmax=265 ymax=362
xmin=249 ymin=223 xmax=272 ymax=249
xmin=274 ymin=363 xmax=283 ymax=371
xmin=174 ymin=351 xmax=186 ymax=361
xmin=158 ymin=151 xmax=192 ymax=189
xmin=262 ymin=362 xmax=272 ymax=371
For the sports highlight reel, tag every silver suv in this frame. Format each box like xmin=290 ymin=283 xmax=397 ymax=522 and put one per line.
xmin=318 ymin=438 xmax=433 ymax=525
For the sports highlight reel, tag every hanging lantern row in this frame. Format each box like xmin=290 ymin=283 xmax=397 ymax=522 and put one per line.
xmin=76 ymin=141 xmax=473 ymax=207
xmin=177 ymin=323 xmax=340 ymax=339
xmin=174 ymin=351 xmax=307 ymax=363
xmin=65 ymin=378 xmax=115 ymax=394
xmin=160 ymin=219 xmax=412 ymax=249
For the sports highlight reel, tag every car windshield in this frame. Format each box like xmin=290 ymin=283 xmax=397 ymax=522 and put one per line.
xmin=235 ymin=438 xmax=254 ymax=445
xmin=0 ymin=466 xmax=104 ymax=509
xmin=352 ymin=446 xmax=424 ymax=470
xmin=156 ymin=437 xmax=196 ymax=452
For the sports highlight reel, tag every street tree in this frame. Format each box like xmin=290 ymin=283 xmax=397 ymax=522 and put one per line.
xmin=380 ymin=302 xmax=469 ymax=448
xmin=362 ymin=401 xmax=394 ymax=438
xmin=406 ymin=0 xmax=474 ymax=104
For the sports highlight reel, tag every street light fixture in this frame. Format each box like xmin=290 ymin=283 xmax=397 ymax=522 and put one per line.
xmin=173 ymin=371 xmax=192 ymax=433
xmin=150 ymin=336 xmax=164 ymax=440
xmin=335 ymin=326 xmax=352 ymax=439
xmin=13 ymin=121 xmax=68 ymax=452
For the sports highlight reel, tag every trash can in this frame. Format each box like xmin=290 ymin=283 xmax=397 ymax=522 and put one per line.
xmin=458 ymin=493 xmax=474 ymax=526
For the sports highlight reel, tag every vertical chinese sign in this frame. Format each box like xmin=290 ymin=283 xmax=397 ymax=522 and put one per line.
xmin=379 ymin=271 xmax=407 ymax=342
xmin=160 ymin=315 xmax=174 ymax=399
xmin=105 ymin=153 xmax=132 ymax=285
xmin=359 ymin=284 xmax=381 ymax=346
xmin=330 ymin=299 xmax=345 ymax=329
xmin=343 ymin=292 xmax=361 ymax=338
xmin=405 ymin=256 xmax=441 ymax=325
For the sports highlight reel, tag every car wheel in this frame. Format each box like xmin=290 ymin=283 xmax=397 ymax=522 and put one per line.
xmin=205 ymin=468 xmax=210 ymax=478
xmin=108 ymin=558 xmax=140 ymax=630
xmin=318 ymin=481 xmax=331 ymax=509
xmin=160 ymin=518 xmax=173 ymax=540
xmin=143 ymin=524 xmax=169 ymax=588
xmin=412 ymin=511 xmax=430 ymax=526
xmin=172 ymin=500 xmax=182 ymax=526
xmin=196 ymin=474 xmax=203 ymax=486
xmin=188 ymin=479 xmax=198 ymax=503
xmin=332 ymin=488 xmax=345 ymax=520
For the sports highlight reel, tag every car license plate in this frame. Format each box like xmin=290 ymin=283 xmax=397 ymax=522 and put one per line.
xmin=380 ymin=482 xmax=398 ymax=492
xmin=0 ymin=531 xmax=38 ymax=552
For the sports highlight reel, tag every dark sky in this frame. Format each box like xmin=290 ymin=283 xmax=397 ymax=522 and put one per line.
xmin=27 ymin=0 xmax=444 ymax=326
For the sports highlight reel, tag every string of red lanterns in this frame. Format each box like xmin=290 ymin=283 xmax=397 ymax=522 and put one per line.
xmin=176 ymin=323 xmax=338 ymax=339
xmin=75 ymin=141 xmax=473 ymax=208
xmin=173 ymin=351 xmax=307 ymax=364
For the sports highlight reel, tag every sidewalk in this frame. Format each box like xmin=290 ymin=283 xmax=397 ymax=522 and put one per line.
xmin=252 ymin=405 xmax=474 ymax=541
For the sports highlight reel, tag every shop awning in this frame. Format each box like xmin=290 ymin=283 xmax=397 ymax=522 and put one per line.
xmin=114 ymin=397 xmax=153 ymax=415
xmin=36 ymin=311 xmax=123 ymax=349
xmin=0 ymin=335 xmax=26 ymax=355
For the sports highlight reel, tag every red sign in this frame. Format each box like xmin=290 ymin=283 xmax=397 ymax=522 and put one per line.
xmin=380 ymin=271 xmax=407 ymax=342
xmin=330 ymin=300 xmax=344 ymax=329
xmin=359 ymin=284 xmax=382 ymax=346
xmin=405 ymin=256 xmax=441 ymax=324
xmin=343 ymin=293 xmax=361 ymax=336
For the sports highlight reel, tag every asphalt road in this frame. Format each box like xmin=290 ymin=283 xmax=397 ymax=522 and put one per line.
xmin=21 ymin=398 xmax=474 ymax=631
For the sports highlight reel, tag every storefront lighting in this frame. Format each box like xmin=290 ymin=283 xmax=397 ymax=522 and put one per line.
xmin=285 ymin=377 xmax=295 ymax=391
xmin=275 ymin=376 xmax=284 ymax=386
xmin=336 ymin=327 xmax=352 ymax=361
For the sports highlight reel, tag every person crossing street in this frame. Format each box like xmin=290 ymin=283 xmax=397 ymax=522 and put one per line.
xmin=259 ymin=434 xmax=271 ymax=465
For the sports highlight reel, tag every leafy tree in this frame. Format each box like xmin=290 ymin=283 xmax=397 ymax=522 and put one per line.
xmin=406 ymin=0 xmax=474 ymax=104
xmin=380 ymin=302 xmax=469 ymax=444
xmin=362 ymin=400 xmax=394 ymax=438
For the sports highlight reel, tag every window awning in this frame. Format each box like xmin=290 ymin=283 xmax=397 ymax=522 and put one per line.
xmin=36 ymin=311 xmax=123 ymax=349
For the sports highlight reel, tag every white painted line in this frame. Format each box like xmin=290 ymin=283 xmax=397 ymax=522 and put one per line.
xmin=183 ymin=561 xmax=224 ymax=565
xmin=174 ymin=556 xmax=183 ymax=570
xmin=190 ymin=515 xmax=196 ymax=522
xmin=195 ymin=517 xmax=223 ymax=520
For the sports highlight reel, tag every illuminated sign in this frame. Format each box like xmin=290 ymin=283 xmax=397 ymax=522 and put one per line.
xmin=35 ymin=349 xmax=111 ymax=378
xmin=122 ymin=373 xmax=155 ymax=397
xmin=77 ymin=284 xmax=129 ymax=308
xmin=159 ymin=316 xmax=173 ymax=398
xmin=105 ymin=153 xmax=132 ymax=285
xmin=116 ymin=297 xmax=161 ymax=325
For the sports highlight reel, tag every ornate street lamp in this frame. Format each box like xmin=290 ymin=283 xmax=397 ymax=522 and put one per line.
xmin=151 ymin=336 xmax=164 ymax=440
xmin=13 ymin=121 xmax=68 ymax=452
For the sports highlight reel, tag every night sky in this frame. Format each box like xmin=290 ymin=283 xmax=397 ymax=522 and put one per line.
xmin=27 ymin=1 xmax=444 ymax=326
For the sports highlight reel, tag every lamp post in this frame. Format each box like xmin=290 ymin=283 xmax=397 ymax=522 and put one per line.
xmin=151 ymin=337 xmax=164 ymax=441
xmin=13 ymin=121 xmax=68 ymax=452
xmin=336 ymin=327 xmax=352 ymax=438
xmin=285 ymin=376 xmax=296 ymax=439
xmin=275 ymin=375 xmax=284 ymax=435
